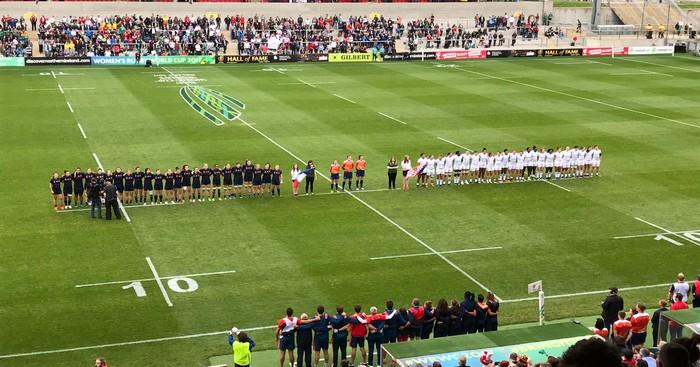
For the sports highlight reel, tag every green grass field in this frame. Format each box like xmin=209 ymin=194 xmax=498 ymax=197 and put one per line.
xmin=1 ymin=55 xmax=699 ymax=367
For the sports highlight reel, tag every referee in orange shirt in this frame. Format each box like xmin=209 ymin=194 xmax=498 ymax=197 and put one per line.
xmin=341 ymin=155 xmax=354 ymax=191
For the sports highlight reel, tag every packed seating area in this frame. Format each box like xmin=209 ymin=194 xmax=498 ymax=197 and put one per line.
xmin=0 ymin=15 xmax=31 ymax=57
xmin=36 ymin=14 xmax=229 ymax=57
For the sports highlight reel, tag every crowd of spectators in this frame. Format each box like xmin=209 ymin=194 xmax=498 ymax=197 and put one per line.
xmin=227 ymin=14 xmax=397 ymax=56
xmin=1 ymin=15 xmax=31 ymax=57
xmin=36 ymin=14 xmax=228 ymax=57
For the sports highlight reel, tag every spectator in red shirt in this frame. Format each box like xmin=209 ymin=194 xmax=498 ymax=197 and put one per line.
xmin=630 ymin=303 xmax=651 ymax=346
xmin=669 ymin=293 xmax=689 ymax=341
xmin=592 ymin=318 xmax=610 ymax=339
xmin=348 ymin=305 xmax=368 ymax=367
xmin=614 ymin=311 xmax=633 ymax=341
xmin=407 ymin=298 xmax=425 ymax=340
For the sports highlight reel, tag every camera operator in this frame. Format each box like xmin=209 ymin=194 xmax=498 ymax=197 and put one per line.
xmin=88 ymin=178 xmax=103 ymax=219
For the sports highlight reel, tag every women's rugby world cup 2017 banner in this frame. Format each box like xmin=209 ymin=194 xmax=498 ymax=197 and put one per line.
xmin=179 ymin=85 xmax=246 ymax=126
xmin=91 ymin=55 xmax=215 ymax=65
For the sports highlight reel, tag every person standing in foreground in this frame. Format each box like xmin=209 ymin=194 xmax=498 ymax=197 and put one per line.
xmin=228 ymin=328 xmax=255 ymax=367
xmin=88 ymin=178 xmax=102 ymax=219
xmin=103 ymin=181 xmax=121 ymax=220
xmin=693 ymin=274 xmax=700 ymax=308
xmin=305 ymin=160 xmax=315 ymax=196
xmin=276 ymin=308 xmax=298 ymax=367
xmin=601 ymin=287 xmax=624 ymax=336
xmin=348 ymin=305 xmax=368 ymax=367
xmin=355 ymin=155 xmax=366 ymax=190
xmin=401 ymin=155 xmax=411 ymax=191
xmin=290 ymin=164 xmax=301 ymax=197
xmin=669 ymin=273 xmax=690 ymax=304
xmin=312 ymin=305 xmax=330 ymax=367
xmin=629 ymin=303 xmax=650 ymax=346
xmin=296 ymin=313 xmax=315 ymax=367
xmin=330 ymin=305 xmax=349 ymax=367
xmin=652 ymin=299 xmax=669 ymax=347
xmin=387 ymin=157 xmax=398 ymax=190
xmin=669 ymin=293 xmax=689 ymax=341
xmin=341 ymin=155 xmax=354 ymax=191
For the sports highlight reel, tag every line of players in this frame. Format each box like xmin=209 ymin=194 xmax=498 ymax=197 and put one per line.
xmin=415 ymin=145 xmax=602 ymax=186
xmin=49 ymin=162 xmax=286 ymax=210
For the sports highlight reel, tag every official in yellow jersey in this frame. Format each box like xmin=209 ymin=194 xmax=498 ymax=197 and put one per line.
xmin=228 ymin=327 xmax=255 ymax=367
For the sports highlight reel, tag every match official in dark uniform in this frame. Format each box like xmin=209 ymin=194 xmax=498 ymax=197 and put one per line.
xmin=601 ymin=287 xmax=624 ymax=337
xmin=104 ymin=181 xmax=121 ymax=220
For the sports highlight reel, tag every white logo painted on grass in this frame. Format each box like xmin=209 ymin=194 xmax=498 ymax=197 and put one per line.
xmin=154 ymin=73 xmax=206 ymax=84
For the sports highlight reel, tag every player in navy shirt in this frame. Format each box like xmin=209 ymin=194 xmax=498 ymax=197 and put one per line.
xmin=97 ymin=168 xmax=107 ymax=185
xmin=243 ymin=160 xmax=254 ymax=196
xmin=123 ymin=170 xmax=134 ymax=205
xmin=262 ymin=163 xmax=272 ymax=195
xmin=164 ymin=168 xmax=175 ymax=203
xmin=143 ymin=168 xmax=154 ymax=205
xmin=174 ymin=167 xmax=183 ymax=203
xmin=313 ymin=305 xmax=331 ymax=367
xmin=133 ymin=167 xmax=144 ymax=203
xmin=232 ymin=162 xmax=244 ymax=199
xmin=200 ymin=163 xmax=212 ymax=201
xmin=271 ymin=165 xmax=283 ymax=197
xmin=61 ymin=170 xmax=74 ymax=209
xmin=330 ymin=306 xmax=350 ymax=367
xmin=252 ymin=164 xmax=263 ymax=196
xmin=50 ymin=172 xmax=62 ymax=210
xmin=104 ymin=170 xmax=113 ymax=185
xmin=113 ymin=168 xmax=124 ymax=193
xmin=73 ymin=167 xmax=85 ymax=207
xmin=153 ymin=169 xmax=164 ymax=204
xmin=222 ymin=163 xmax=233 ymax=199
xmin=212 ymin=164 xmax=222 ymax=200
xmin=191 ymin=167 xmax=202 ymax=202
xmin=181 ymin=164 xmax=192 ymax=202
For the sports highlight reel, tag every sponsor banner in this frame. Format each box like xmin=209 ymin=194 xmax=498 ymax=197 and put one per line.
xmin=91 ymin=55 xmax=214 ymax=65
xmin=328 ymin=53 xmax=375 ymax=63
xmin=396 ymin=336 xmax=591 ymax=367
xmin=541 ymin=48 xmax=583 ymax=57
xmin=582 ymin=47 xmax=629 ymax=57
xmin=628 ymin=46 xmax=674 ymax=55
xmin=0 ymin=57 xmax=25 ymax=67
xmin=26 ymin=57 xmax=91 ymax=66
xmin=435 ymin=49 xmax=486 ymax=60
xmin=486 ymin=50 xmax=512 ymax=58
xmin=382 ymin=53 xmax=409 ymax=61
xmin=216 ymin=55 xmax=268 ymax=64
xmin=409 ymin=52 xmax=436 ymax=60
xmin=267 ymin=54 xmax=301 ymax=63
xmin=512 ymin=49 xmax=540 ymax=57
xmin=303 ymin=53 xmax=329 ymax=62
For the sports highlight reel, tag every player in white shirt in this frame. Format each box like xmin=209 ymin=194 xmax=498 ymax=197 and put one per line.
xmin=444 ymin=153 xmax=454 ymax=185
xmin=416 ymin=153 xmax=427 ymax=187
xmin=460 ymin=152 xmax=470 ymax=185
xmin=424 ymin=155 xmax=436 ymax=187
xmin=536 ymin=148 xmax=546 ymax=179
xmin=515 ymin=150 xmax=525 ymax=181
xmin=575 ymin=147 xmax=586 ymax=177
xmin=469 ymin=152 xmax=479 ymax=183
xmin=507 ymin=150 xmax=517 ymax=181
xmin=562 ymin=146 xmax=572 ymax=178
xmin=523 ymin=147 xmax=534 ymax=180
xmin=554 ymin=148 xmax=564 ymax=179
xmin=486 ymin=153 xmax=496 ymax=183
xmin=584 ymin=147 xmax=594 ymax=176
xmin=544 ymin=149 xmax=555 ymax=179
xmin=493 ymin=152 xmax=503 ymax=182
xmin=452 ymin=151 xmax=462 ymax=185
xmin=591 ymin=145 xmax=602 ymax=176
xmin=435 ymin=154 xmax=445 ymax=186
xmin=478 ymin=149 xmax=488 ymax=183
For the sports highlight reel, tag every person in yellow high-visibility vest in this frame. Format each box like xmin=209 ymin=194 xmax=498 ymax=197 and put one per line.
xmin=228 ymin=327 xmax=255 ymax=367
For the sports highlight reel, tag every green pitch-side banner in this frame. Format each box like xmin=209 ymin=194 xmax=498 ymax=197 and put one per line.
xmin=91 ymin=55 xmax=214 ymax=65
xmin=329 ymin=53 xmax=375 ymax=63
xmin=0 ymin=57 xmax=25 ymax=67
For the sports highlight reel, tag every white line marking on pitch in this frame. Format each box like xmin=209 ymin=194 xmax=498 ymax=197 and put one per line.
xmin=613 ymin=228 xmax=700 ymax=239
xmin=333 ymin=94 xmax=357 ymax=104
xmin=501 ymin=283 xmax=669 ymax=303
xmin=378 ymin=112 xmax=407 ymax=125
xmin=316 ymin=188 xmax=391 ymax=196
xmin=0 ymin=325 xmax=277 ymax=359
xmin=634 ymin=217 xmax=700 ymax=246
xmin=236 ymin=116 xmax=500 ymax=301
xmin=437 ymin=137 xmax=473 ymax=152
xmin=92 ymin=152 xmax=131 ymax=223
xmin=66 ymin=101 xmax=74 ymax=113
xmin=370 ymin=246 xmax=503 ymax=260
xmin=451 ymin=67 xmax=700 ymax=130
xmin=57 ymin=84 xmax=64 ymax=94
xmin=50 ymin=70 xmax=56 ymax=79
xmin=75 ymin=269 xmax=237 ymax=288
xmin=77 ymin=123 xmax=87 ymax=139
xmin=541 ymin=179 xmax=572 ymax=192
xmin=618 ymin=57 xmax=699 ymax=73
xmin=278 ymin=81 xmax=336 ymax=86
xmin=57 ymin=202 xmax=184 ymax=213
xmin=145 ymin=257 xmax=173 ymax=307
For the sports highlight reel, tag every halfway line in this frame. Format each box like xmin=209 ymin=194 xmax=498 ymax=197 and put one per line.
xmin=66 ymin=101 xmax=74 ymax=113
xmin=145 ymin=257 xmax=173 ymax=307
xmin=370 ymin=246 xmax=503 ymax=260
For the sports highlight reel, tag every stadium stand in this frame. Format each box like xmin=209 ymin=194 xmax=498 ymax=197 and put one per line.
xmin=0 ymin=15 xmax=32 ymax=57
xmin=610 ymin=0 xmax=690 ymax=31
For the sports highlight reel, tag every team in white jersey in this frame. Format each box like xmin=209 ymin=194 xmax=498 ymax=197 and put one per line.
xmin=414 ymin=146 xmax=602 ymax=186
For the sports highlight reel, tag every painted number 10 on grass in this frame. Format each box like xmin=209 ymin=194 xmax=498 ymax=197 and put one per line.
xmin=122 ymin=277 xmax=199 ymax=298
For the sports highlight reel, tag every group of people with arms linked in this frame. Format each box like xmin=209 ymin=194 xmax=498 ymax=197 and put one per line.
xmin=269 ymin=291 xmax=499 ymax=367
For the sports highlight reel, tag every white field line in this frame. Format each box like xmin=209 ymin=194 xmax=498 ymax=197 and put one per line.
xmin=638 ymin=69 xmax=674 ymax=77
xmin=437 ymin=137 xmax=473 ymax=152
xmin=370 ymin=246 xmax=503 ymax=260
xmin=618 ymin=57 xmax=699 ymax=73
xmin=25 ymin=88 xmax=57 ymax=91
xmin=587 ymin=60 xmax=612 ymax=66
xmin=332 ymin=94 xmax=357 ymax=104
xmin=452 ymin=67 xmax=700 ymax=130
xmin=75 ymin=269 xmax=237 ymax=288
xmin=277 ymin=81 xmax=336 ymax=86
xmin=613 ymin=228 xmax=700 ymax=240
xmin=501 ymin=283 xmax=669 ymax=303
xmin=58 ymin=84 xmax=64 ymax=94
xmin=91 ymin=152 xmax=131 ymax=223
xmin=297 ymin=79 xmax=318 ymax=88
xmin=156 ymin=84 xmax=223 ymax=88
xmin=675 ymin=55 xmax=700 ymax=61
xmin=57 ymin=202 xmax=184 ymax=213
xmin=50 ymin=70 xmax=56 ymax=79
xmin=611 ymin=72 xmax=660 ymax=76
xmin=378 ymin=112 xmax=407 ymax=125
xmin=145 ymin=257 xmax=173 ymax=307
xmin=66 ymin=101 xmax=74 ymax=113
xmin=77 ymin=123 xmax=87 ymax=139
xmin=315 ymin=188 xmax=391 ymax=196
xmin=634 ymin=217 xmax=700 ymax=246
xmin=0 ymin=325 xmax=276 ymax=360
xmin=235 ymin=116 xmax=500 ymax=301
xmin=541 ymin=179 xmax=572 ymax=192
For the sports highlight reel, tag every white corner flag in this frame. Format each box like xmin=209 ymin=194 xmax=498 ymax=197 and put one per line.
xmin=528 ymin=280 xmax=542 ymax=294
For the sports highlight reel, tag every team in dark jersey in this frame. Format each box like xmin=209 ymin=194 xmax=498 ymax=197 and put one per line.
xmin=50 ymin=162 xmax=287 ymax=210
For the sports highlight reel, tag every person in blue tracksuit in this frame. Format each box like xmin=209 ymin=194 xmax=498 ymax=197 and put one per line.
xmin=329 ymin=306 xmax=350 ymax=367
xmin=313 ymin=305 xmax=331 ymax=367
xmin=460 ymin=291 xmax=477 ymax=334
xmin=297 ymin=314 xmax=315 ymax=367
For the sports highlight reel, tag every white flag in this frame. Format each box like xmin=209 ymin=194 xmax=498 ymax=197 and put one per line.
xmin=528 ymin=280 xmax=542 ymax=294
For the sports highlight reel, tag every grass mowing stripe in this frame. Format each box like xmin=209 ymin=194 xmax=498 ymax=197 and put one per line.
xmin=451 ymin=66 xmax=700 ymax=130
xmin=0 ymin=326 xmax=277 ymax=360
xmin=145 ymin=257 xmax=174 ymax=307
